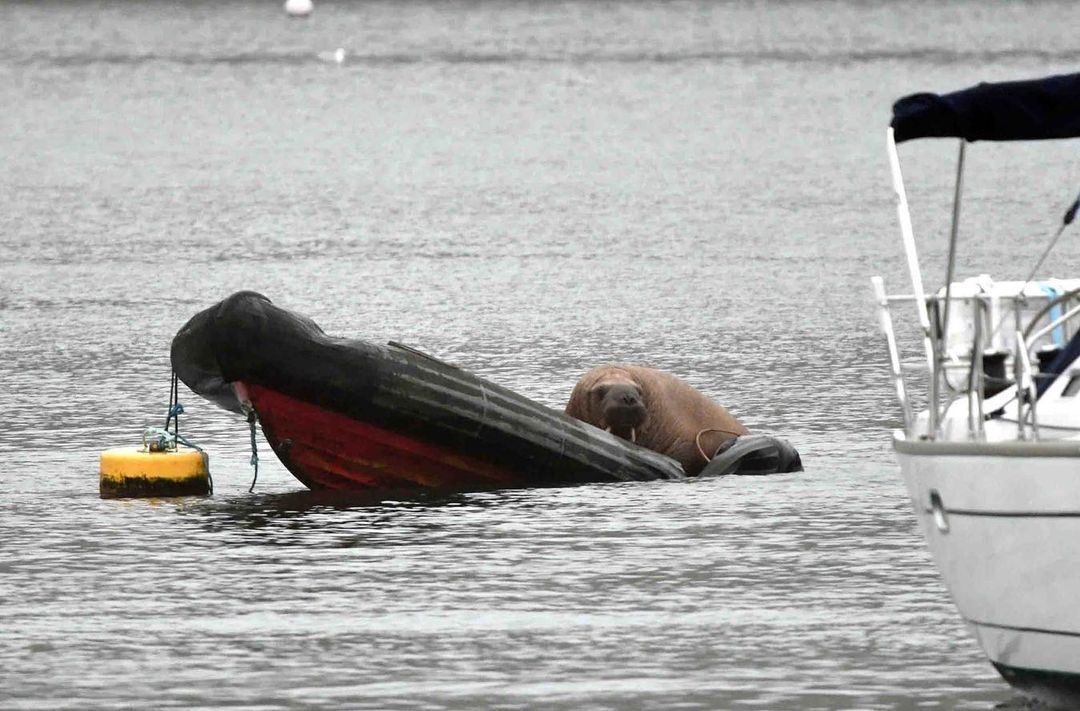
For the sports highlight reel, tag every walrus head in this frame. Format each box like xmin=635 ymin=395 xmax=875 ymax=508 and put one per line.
xmin=590 ymin=377 xmax=648 ymax=443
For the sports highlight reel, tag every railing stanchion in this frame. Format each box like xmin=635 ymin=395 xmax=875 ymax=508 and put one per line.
xmin=1015 ymin=334 xmax=1039 ymax=441
xmin=872 ymin=277 xmax=913 ymax=431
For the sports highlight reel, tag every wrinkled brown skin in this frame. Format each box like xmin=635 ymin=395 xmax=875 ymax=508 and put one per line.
xmin=564 ymin=364 xmax=749 ymax=475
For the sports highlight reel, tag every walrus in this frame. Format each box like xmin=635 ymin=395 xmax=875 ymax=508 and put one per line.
xmin=564 ymin=364 xmax=750 ymax=475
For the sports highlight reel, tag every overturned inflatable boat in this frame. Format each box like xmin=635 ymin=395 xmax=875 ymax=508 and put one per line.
xmin=171 ymin=292 xmax=799 ymax=494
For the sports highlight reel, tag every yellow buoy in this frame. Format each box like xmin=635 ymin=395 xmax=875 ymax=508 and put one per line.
xmin=99 ymin=447 xmax=211 ymax=499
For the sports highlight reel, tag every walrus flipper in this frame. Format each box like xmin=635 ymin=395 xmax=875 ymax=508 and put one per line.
xmin=698 ymin=435 xmax=803 ymax=477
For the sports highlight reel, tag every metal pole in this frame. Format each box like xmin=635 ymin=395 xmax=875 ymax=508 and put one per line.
xmin=966 ymin=298 xmax=983 ymax=438
xmin=975 ymin=298 xmax=986 ymax=437
xmin=887 ymin=128 xmax=938 ymax=436
xmin=940 ymin=140 xmax=966 ymax=360
xmin=1015 ymin=333 xmax=1039 ymax=441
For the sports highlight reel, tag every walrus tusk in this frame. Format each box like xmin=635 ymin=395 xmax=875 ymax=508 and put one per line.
xmin=605 ymin=426 xmax=612 ymax=433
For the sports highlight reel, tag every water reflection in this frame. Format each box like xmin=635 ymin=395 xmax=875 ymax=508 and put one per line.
xmin=188 ymin=487 xmax=521 ymax=540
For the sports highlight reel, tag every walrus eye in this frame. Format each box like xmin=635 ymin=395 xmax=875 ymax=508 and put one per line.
xmin=593 ymin=386 xmax=609 ymax=400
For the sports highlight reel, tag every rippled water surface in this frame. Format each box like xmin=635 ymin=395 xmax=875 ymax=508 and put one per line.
xmin=4 ymin=1 xmax=1080 ymax=709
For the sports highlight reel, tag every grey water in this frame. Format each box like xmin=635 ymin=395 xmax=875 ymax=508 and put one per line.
xmin=3 ymin=1 xmax=1080 ymax=708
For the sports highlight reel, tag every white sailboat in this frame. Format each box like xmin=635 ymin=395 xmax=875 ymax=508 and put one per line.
xmin=873 ymin=73 xmax=1080 ymax=708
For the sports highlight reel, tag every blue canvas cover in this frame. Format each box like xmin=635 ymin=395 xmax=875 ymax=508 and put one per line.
xmin=892 ymin=73 xmax=1080 ymax=143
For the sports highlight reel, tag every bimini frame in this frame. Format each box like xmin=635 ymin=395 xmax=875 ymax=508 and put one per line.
xmin=882 ymin=128 xmax=968 ymax=439
xmin=878 ymin=127 xmax=1080 ymax=442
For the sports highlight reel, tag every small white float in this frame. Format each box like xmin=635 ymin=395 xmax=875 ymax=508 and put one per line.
xmin=284 ymin=0 xmax=313 ymax=18
xmin=317 ymin=47 xmax=346 ymax=64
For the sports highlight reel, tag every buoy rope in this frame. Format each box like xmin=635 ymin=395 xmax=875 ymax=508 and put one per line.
xmin=164 ymin=371 xmax=182 ymax=435
xmin=149 ymin=370 xmax=214 ymax=494
xmin=150 ymin=372 xmax=202 ymax=454
xmin=247 ymin=410 xmax=259 ymax=493
xmin=694 ymin=427 xmax=745 ymax=465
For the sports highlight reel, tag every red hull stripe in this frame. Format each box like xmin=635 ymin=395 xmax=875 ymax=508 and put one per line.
xmin=245 ymin=383 xmax=527 ymax=491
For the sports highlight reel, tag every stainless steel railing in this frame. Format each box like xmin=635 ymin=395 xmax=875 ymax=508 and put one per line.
xmin=871 ymin=280 xmax=1080 ymax=441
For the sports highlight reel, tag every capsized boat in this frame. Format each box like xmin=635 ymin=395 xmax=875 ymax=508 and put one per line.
xmin=171 ymin=291 xmax=687 ymax=493
xmin=874 ymin=73 xmax=1080 ymax=708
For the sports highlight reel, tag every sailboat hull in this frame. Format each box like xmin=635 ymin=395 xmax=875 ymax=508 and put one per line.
xmin=896 ymin=434 xmax=1080 ymax=705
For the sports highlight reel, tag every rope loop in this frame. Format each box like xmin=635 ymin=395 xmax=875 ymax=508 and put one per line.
xmin=143 ymin=426 xmax=205 ymax=453
xmin=694 ymin=427 xmax=745 ymax=465
xmin=144 ymin=426 xmax=173 ymax=453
